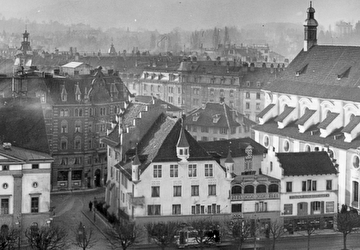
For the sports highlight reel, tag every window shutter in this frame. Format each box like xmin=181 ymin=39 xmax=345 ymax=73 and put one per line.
xmin=310 ymin=202 xmax=314 ymax=215
xmin=321 ymin=201 xmax=324 ymax=214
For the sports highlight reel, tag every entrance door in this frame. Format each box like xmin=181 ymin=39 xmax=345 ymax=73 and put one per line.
xmin=94 ymin=169 xmax=101 ymax=187
xmin=298 ymin=202 xmax=308 ymax=216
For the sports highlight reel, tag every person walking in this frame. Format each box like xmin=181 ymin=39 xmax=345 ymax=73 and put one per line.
xmin=89 ymin=201 xmax=93 ymax=211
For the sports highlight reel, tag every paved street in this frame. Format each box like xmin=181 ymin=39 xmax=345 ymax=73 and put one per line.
xmin=51 ymin=188 xmax=110 ymax=250
xmin=50 ymin=189 xmax=360 ymax=250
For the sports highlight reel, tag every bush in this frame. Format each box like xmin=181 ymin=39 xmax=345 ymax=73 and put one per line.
xmin=107 ymin=213 xmax=119 ymax=224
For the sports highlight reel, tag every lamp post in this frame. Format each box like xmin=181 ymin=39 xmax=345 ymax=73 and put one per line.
xmin=15 ymin=220 xmax=21 ymax=250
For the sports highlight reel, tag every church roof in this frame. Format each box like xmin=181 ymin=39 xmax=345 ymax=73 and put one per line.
xmin=263 ymin=45 xmax=360 ymax=102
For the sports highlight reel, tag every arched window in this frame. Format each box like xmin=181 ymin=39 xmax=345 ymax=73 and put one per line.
xmin=268 ymin=184 xmax=279 ymax=193
xmin=60 ymin=137 xmax=68 ymax=150
xmin=304 ymin=144 xmax=311 ymax=152
xmin=64 ymin=109 xmax=69 ymax=117
xmin=244 ymin=185 xmax=254 ymax=194
xmin=1 ymin=225 xmax=9 ymax=235
xmin=60 ymin=109 xmax=64 ymax=117
xmin=231 ymin=186 xmax=242 ymax=194
xmin=74 ymin=137 xmax=81 ymax=150
xmin=75 ymin=120 xmax=81 ymax=133
xmin=79 ymin=109 xmax=83 ymax=116
xmin=353 ymin=155 xmax=360 ymax=169
xmin=75 ymin=108 xmax=79 ymax=117
xmin=283 ymin=140 xmax=290 ymax=152
xmin=256 ymin=184 xmax=267 ymax=193
xmin=263 ymin=135 xmax=270 ymax=148
xmin=61 ymin=120 xmax=68 ymax=133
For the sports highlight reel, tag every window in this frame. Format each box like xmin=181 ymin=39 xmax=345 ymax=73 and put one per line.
xmin=326 ymin=201 xmax=335 ymax=213
xmin=2 ymin=165 xmax=9 ymax=171
xmin=283 ymin=140 xmax=290 ymax=152
xmin=286 ymin=182 xmax=292 ymax=192
xmin=1 ymin=198 xmax=9 ymax=214
xmin=208 ymin=184 xmax=216 ymax=196
xmin=244 ymin=185 xmax=254 ymax=193
xmin=231 ymin=204 xmax=242 ymax=213
xmin=192 ymin=126 xmax=197 ymax=132
xmin=246 ymin=92 xmax=250 ymax=99
xmin=256 ymin=103 xmax=261 ymax=110
xmin=201 ymin=136 xmax=208 ymax=141
xmin=153 ymin=165 xmax=162 ymax=178
xmin=311 ymin=201 xmax=321 ymax=212
xmin=60 ymin=158 xmax=68 ymax=165
xmin=268 ymin=184 xmax=278 ymax=193
xmin=60 ymin=138 xmax=68 ymax=150
xmin=255 ymin=201 xmax=267 ymax=212
xmin=172 ymin=204 xmax=181 ymax=215
xmin=270 ymin=162 xmax=273 ymax=172
xmin=60 ymin=109 xmax=64 ymax=117
xmin=61 ymin=120 xmax=68 ymax=133
xmin=191 ymin=185 xmax=199 ymax=196
xmin=353 ymin=181 xmax=359 ymax=203
xmin=256 ymin=92 xmax=261 ymax=99
xmin=353 ymin=155 xmax=360 ymax=168
xmin=32 ymin=164 xmax=39 ymax=169
xmin=256 ymin=185 xmax=266 ymax=193
xmin=201 ymin=127 xmax=209 ymax=133
xmin=326 ymin=180 xmax=332 ymax=190
xmin=170 ymin=165 xmax=178 ymax=177
xmin=284 ymin=204 xmax=293 ymax=215
xmin=205 ymin=164 xmax=213 ymax=177
xmin=188 ymin=164 xmax=197 ymax=177
xmin=72 ymin=170 xmax=82 ymax=180
xmin=74 ymin=137 xmax=81 ymax=150
xmin=148 ymin=205 xmax=161 ymax=215
xmin=246 ymin=102 xmax=250 ymax=109
xmin=151 ymin=186 xmax=160 ymax=197
xmin=173 ymin=186 xmax=182 ymax=197
xmin=231 ymin=186 xmax=242 ymax=194
xmin=302 ymin=180 xmax=317 ymax=191
xmin=219 ymin=128 xmax=228 ymax=134
xmin=230 ymin=90 xmax=234 ymax=97
xmin=31 ymin=197 xmax=39 ymax=213
xmin=75 ymin=121 xmax=81 ymax=133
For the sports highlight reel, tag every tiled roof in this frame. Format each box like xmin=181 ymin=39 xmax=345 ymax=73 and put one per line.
xmin=253 ymin=119 xmax=360 ymax=150
xmin=276 ymin=151 xmax=337 ymax=176
xmin=274 ymin=106 xmax=295 ymax=122
xmin=185 ymin=102 xmax=239 ymax=128
xmin=134 ymin=95 xmax=182 ymax=112
xmin=257 ymin=104 xmax=275 ymax=118
xmin=341 ymin=116 xmax=360 ymax=133
xmin=121 ymin=102 xmax=148 ymax=126
xmin=198 ymin=137 xmax=267 ymax=158
xmin=318 ymin=112 xmax=339 ymax=129
xmin=263 ymin=45 xmax=360 ymax=102
xmin=295 ymin=109 xmax=316 ymax=125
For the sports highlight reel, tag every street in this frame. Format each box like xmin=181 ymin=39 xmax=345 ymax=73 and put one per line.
xmin=51 ymin=189 xmax=360 ymax=250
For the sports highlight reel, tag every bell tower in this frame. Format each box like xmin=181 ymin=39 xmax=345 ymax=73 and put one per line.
xmin=304 ymin=1 xmax=318 ymax=52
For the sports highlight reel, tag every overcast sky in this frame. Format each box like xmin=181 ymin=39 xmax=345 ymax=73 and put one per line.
xmin=1 ymin=0 xmax=359 ymax=32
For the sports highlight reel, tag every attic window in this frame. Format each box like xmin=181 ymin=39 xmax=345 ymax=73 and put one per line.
xmin=295 ymin=64 xmax=308 ymax=76
xmin=212 ymin=114 xmax=221 ymax=123
xmin=337 ymin=66 xmax=351 ymax=80
xmin=246 ymin=81 xmax=250 ymax=87
xmin=192 ymin=113 xmax=200 ymax=122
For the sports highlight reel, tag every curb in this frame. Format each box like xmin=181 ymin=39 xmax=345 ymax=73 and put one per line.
xmin=51 ymin=187 xmax=105 ymax=195
xmin=81 ymin=210 xmax=112 ymax=241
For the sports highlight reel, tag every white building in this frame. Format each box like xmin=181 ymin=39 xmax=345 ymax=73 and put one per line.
xmin=0 ymin=143 xmax=53 ymax=232
xmin=103 ymin=113 xmax=232 ymax=223
xmin=60 ymin=62 xmax=92 ymax=76
xmin=253 ymin=2 xmax=360 ymax=210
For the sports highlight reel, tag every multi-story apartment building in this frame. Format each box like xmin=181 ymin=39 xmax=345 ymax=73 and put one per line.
xmin=0 ymin=30 xmax=130 ymax=191
xmin=261 ymin=151 xmax=338 ymax=232
xmin=125 ymin=60 xmax=278 ymax=121
xmin=185 ymin=100 xmax=254 ymax=141
xmin=253 ymin=3 xmax=357 ymax=209
xmin=103 ymin=112 xmax=233 ymax=223
xmin=0 ymin=143 xmax=53 ymax=234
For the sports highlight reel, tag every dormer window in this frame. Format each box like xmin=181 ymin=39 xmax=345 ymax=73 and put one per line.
xmin=295 ymin=64 xmax=308 ymax=76
xmin=213 ymin=114 xmax=221 ymax=123
xmin=192 ymin=113 xmax=200 ymax=122
xmin=337 ymin=66 xmax=351 ymax=80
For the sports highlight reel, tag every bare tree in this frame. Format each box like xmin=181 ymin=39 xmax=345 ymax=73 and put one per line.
xmin=225 ymin=218 xmax=252 ymax=250
xmin=106 ymin=220 xmax=143 ymax=250
xmin=145 ymin=221 xmax=179 ymax=250
xmin=73 ymin=222 xmax=97 ymax=250
xmin=336 ymin=208 xmax=360 ymax=250
xmin=25 ymin=225 xmax=69 ymax=250
xmin=304 ymin=219 xmax=317 ymax=250
xmin=187 ymin=219 xmax=219 ymax=250
xmin=268 ymin=220 xmax=286 ymax=250
xmin=0 ymin=225 xmax=19 ymax=250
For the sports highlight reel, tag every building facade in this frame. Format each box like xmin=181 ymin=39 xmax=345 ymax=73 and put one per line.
xmin=253 ymin=3 xmax=358 ymax=209
xmin=0 ymin=144 xmax=53 ymax=233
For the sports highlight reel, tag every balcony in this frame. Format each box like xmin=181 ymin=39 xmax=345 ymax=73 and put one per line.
xmin=128 ymin=193 xmax=145 ymax=206
xmin=231 ymin=192 xmax=280 ymax=201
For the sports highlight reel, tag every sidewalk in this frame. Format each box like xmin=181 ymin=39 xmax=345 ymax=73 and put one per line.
xmin=82 ymin=207 xmax=112 ymax=242
xmin=51 ymin=187 xmax=105 ymax=196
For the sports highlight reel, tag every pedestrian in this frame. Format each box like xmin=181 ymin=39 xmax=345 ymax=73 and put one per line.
xmin=89 ymin=201 xmax=93 ymax=211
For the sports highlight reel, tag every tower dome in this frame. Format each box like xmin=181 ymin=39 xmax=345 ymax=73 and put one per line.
xmin=303 ymin=1 xmax=318 ymax=52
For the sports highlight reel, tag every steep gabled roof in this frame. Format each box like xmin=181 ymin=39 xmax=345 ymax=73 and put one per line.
xmin=263 ymin=45 xmax=360 ymax=102
xmin=276 ymin=151 xmax=337 ymax=176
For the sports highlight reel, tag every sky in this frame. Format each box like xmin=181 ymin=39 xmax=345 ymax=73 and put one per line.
xmin=1 ymin=0 xmax=360 ymax=32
